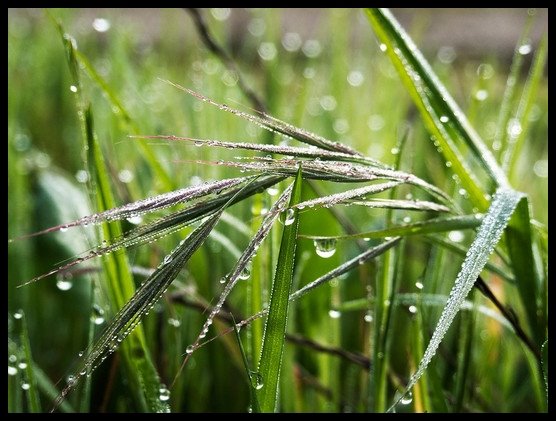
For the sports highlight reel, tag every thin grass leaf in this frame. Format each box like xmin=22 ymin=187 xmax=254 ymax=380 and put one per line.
xmin=366 ymin=8 xmax=509 ymax=210
xmin=53 ymin=194 xmax=232 ymax=411
xmin=541 ymin=340 xmax=548 ymax=406
xmin=33 ymin=365 xmax=75 ymax=413
xmin=346 ymin=198 xmax=449 ymax=213
xmin=290 ymin=237 xmax=401 ymax=301
xmin=300 ymin=214 xmax=482 ymax=242
xmin=18 ymin=175 xmax=284 ymax=287
xmin=506 ymin=197 xmax=544 ymax=346
xmin=388 ymin=187 xmax=522 ymax=411
xmin=504 ymin=34 xmax=548 ymax=180
xmin=231 ymin=315 xmax=262 ymax=413
xmin=184 ymin=182 xmax=294 ymax=356
xmin=161 ymin=79 xmax=362 ymax=156
xmin=135 ymin=134 xmax=388 ymax=168
xmin=257 ymin=166 xmax=303 ymax=412
xmin=19 ymin=312 xmax=41 ymax=413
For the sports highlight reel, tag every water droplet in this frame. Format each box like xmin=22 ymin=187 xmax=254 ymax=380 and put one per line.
xmin=477 ymin=63 xmax=494 ymax=80
xmin=159 ymin=386 xmax=171 ymax=402
xmin=281 ymin=208 xmax=296 ymax=226
xmin=458 ymin=188 xmax=468 ymax=197
xmin=364 ymin=313 xmax=373 ymax=323
xmin=168 ymin=318 xmax=181 ymax=328
xmin=238 ymin=265 xmax=251 ymax=280
xmin=408 ymin=305 xmax=418 ymax=314
xmin=379 ymin=43 xmax=387 ymax=52
xmin=266 ymin=186 xmax=279 ymax=196
xmin=347 ymin=70 xmax=364 ymax=87
xmin=59 ymin=225 xmax=69 ymax=233
xmin=439 ymin=115 xmax=449 ymax=123
xmin=75 ymin=169 xmax=89 ymax=183
xmin=17 ymin=361 xmax=27 ymax=370
xmin=282 ymin=32 xmax=302 ymax=52
xmin=13 ymin=310 xmax=23 ymax=320
xmin=210 ymin=8 xmax=231 ymax=21
xmin=475 ymin=90 xmax=488 ymax=101
xmin=403 ymin=216 xmax=411 ymax=223
xmin=445 ymin=161 xmax=452 ymax=168
xmin=390 ymin=147 xmax=399 ymax=155
xmin=328 ymin=309 xmax=341 ymax=319
xmin=533 ymin=159 xmax=548 ymax=178
xmin=185 ymin=345 xmax=194 ymax=355
xmin=518 ymin=44 xmax=532 ymax=55
xmin=78 ymin=351 xmax=84 ymax=357
xmin=92 ymin=18 xmax=111 ymax=32
xmin=320 ymin=95 xmax=337 ymax=111
xmin=314 ymin=239 xmax=337 ymax=258
xmin=21 ymin=382 xmax=30 ymax=391
xmin=8 ymin=366 xmax=18 ymax=376
xmin=220 ymin=276 xmax=227 ymax=284
xmin=163 ymin=254 xmax=173 ymax=265
xmin=415 ymin=281 xmax=424 ymax=290
xmin=56 ymin=272 xmax=73 ymax=291
xmin=109 ymin=339 xmax=118 ymax=352
xmin=302 ymin=39 xmax=322 ymax=58
xmin=448 ymin=231 xmax=465 ymax=243
xmin=91 ymin=304 xmax=105 ymax=325
xmin=400 ymin=391 xmax=413 ymax=405
xmin=67 ymin=375 xmax=76 ymax=386
xmin=507 ymin=118 xmax=522 ymax=138
xmin=117 ymin=169 xmax=134 ymax=183
xmin=70 ymin=85 xmax=78 ymax=93
xmin=251 ymin=372 xmax=264 ymax=390
xmin=8 ymin=355 xmax=17 ymax=363
xmin=127 ymin=215 xmax=143 ymax=225
xmin=258 ymin=42 xmax=277 ymax=61
xmin=367 ymin=114 xmax=385 ymax=132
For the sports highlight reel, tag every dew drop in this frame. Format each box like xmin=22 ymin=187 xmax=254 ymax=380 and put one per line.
xmin=518 ymin=44 xmax=532 ymax=55
xmin=75 ymin=169 xmax=89 ymax=183
xmin=8 ymin=354 xmax=17 ymax=363
xmin=251 ymin=372 xmax=264 ymax=390
xmin=67 ymin=375 xmax=76 ymax=386
xmin=448 ymin=230 xmax=465 ymax=243
xmin=379 ymin=43 xmax=387 ymax=52
xmin=168 ymin=318 xmax=181 ymax=328
xmin=163 ymin=254 xmax=173 ymax=265
xmin=159 ymin=386 xmax=171 ymax=402
xmin=194 ymin=140 xmax=204 ymax=147
xmin=266 ymin=186 xmax=279 ymax=196
xmin=21 ymin=382 xmax=30 ymax=391
xmin=364 ymin=313 xmax=373 ymax=323
xmin=415 ymin=281 xmax=424 ymax=290
xmin=281 ymin=208 xmax=296 ymax=226
xmin=475 ymin=89 xmax=488 ymax=101
xmin=127 ymin=215 xmax=143 ymax=225
xmin=56 ymin=273 xmax=73 ymax=291
xmin=400 ymin=391 xmax=413 ymax=405
xmin=17 ymin=361 xmax=27 ymax=370
xmin=8 ymin=366 xmax=18 ymax=376
xmin=185 ymin=345 xmax=194 ymax=355
xmin=403 ymin=216 xmax=411 ymax=224
xmin=391 ymin=147 xmax=399 ymax=155
xmin=70 ymin=85 xmax=78 ymax=93
xmin=439 ymin=115 xmax=449 ymax=123
xmin=78 ymin=351 xmax=84 ymax=357
xmin=445 ymin=161 xmax=452 ymax=168
xmin=219 ymin=276 xmax=227 ymax=284
xmin=91 ymin=304 xmax=105 ymax=325
xmin=238 ymin=265 xmax=251 ymax=281
xmin=408 ymin=305 xmax=418 ymax=314
xmin=92 ymin=18 xmax=111 ymax=33
xmin=328 ymin=309 xmax=341 ymax=319
xmin=60 ymin=226 xmax=69 ymax=233
xmin=314 ymin=239 xmax=337 ymax=258
xmin=13 ymin=310 xmax=23 ymax=320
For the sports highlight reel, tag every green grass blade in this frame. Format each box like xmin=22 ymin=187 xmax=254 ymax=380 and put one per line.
xmin=506 ymin=197 xmax=543 ymax=347
xmin=19 ymin=312 xmax=41 ymax=412
xmin=301 ymin=214 xmax=481 ymax=241
xmin=388 ymin=187 xmax=522 ymax=411
xmin=257 ymin=166 xmax=303 ymax=412
xmin=33 ymin=365 xmax=75 ymax=413
xmin=366 ymin=8 xmax=508 ymax=210
xmin=504 ymin=34 xmax=548 ymax=180
xmin=541 ymin=340 xmax=548 ymax=405
xmin=232 ymin=316 xmax=261 ymax=413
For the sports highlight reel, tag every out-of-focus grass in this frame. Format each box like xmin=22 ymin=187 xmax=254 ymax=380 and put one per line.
xmin=8 ymin=8 xmax=547 ymax=412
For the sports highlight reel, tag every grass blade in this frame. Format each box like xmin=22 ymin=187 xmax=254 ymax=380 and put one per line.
xmin=19 ymin=312 xmax=41 ymax=412
xmin=366 ymin=8 xmax=509 ymax=210
xmin=256 ymin=166 xmax=303 ymax=412
xmin=300 ymin=214 xmax=482 ymax=241
xmin=388 ymin=187 xmax=522 ymax=411
xmin=232 ymin=316 xmax=261 ymax=413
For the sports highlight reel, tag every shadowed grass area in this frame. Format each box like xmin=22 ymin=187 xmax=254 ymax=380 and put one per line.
xmin=8 ymin=8 xmax=547 ymax=413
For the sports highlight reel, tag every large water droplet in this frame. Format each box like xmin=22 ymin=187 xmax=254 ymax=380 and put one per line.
xmin=328 ymin=309 xmax=341 ymax=319
xmin=415 ymin=281 xmax=424 ymax=290
xmin=91 ymin=304 xmax=105 ymax=325
xmin=17 ymin=361 xmax=27 ymax=370
xmin=92 ymin=18 xmax=111 ymax=33
xmin=21 ymin=382 xmax=30 ymax=391
xmin=408 ymin=305 xmax=418 ymax=314
xmin=56 ymin=273 xmax=73 ymax=291
xmin=13 ymin=311 xmax=23 ymax=320
xmin=448 ymin=231 xmax=464 ymax=243
xmin=8 ymin=366 xmax=18 ymax=376
xmin=281 ymin=208 xmax=296 ymax=226
xmin=439 ymin=115 xmax=449 ymax=123
xmin=238 ymin=264 xmax=251 ymax=280
xmin=314 ymin=239 xmax=337 ymax=258
xmin=185 ymin=345 xmax=194 ymax=355
xmin=168 ymin=318 xmax=181 ymax=328
xmin=159 ymin=386 xmax=171 ymax=402
xmin=400 ymin=391 xmax=413 ymax=405
xmin=266 ymin=186 xmax=279 ymax=196
xmin=364 ymin=313 xmax=373 ymax=323
xmin=60 ymin=225 xmax=69 ymax=233
xmin=251 ymin=372 xmax=264 ymax=390
xmin=518 ymin=44 xmax=532 ymax=55
xmin=67 ymin=375 xmax=76 ymax=386
xmin=70 ymin=85 xmax=78 ymax=93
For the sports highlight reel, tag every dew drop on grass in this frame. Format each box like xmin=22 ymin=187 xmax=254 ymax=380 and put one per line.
xmin=60 ymin=226 xmax=69 ymax=233
xmin=91 ymin=304 xmax=105 ymax=325
xmin=439 ymin=115 xmax=449 ymax=123
xmin=364 ymin=313 xmax=373 ymax=323
xmin=280 ymin=208 xmax=296 ymax=226
xmin=163 ymin=254 xmax=173 ymax=265
xmin=168 ymin=318 xmax=181 ymax=328
xmin=408 ymin=305 xmax=418 ymax=314
xmin=379 ymin=43 xmax=387 ymax=52
xmin=219 ymin=276 xmax=227 ymax=285
xmin=21 ymin=382 xmax=30 ymax=391
xmin=238 ymin=265 xmax=251 ymax=280
xmin=251 ymin=372 xmax=264 ymax=390
xmin=13 ymin=310 xmax=23 ymax=320
xmin=391 ymin=147 xmax=399 ymax=155
xmin=314 ymin=239 xmax=337 ymax=258
xmin=328 ymin=309 xmax=341 ymax=319
xmin=127 ymin=215 xmax=143 ymax=225
xmin=415 ymin=281 xmax=424 ymax=290
xmin=70 ymin=85 xmax=78 ymax=93
xmin=400 ymin=391 xmax=413 ymax=405
xmin=403 ymin=216 xmax=411 ymax=223
xmin=67 ymin=375 xmax=76 ymax=386
xmin=8 ymin=366 xmax=18 ymax=376
xmin=17 ymin=361 xmax=27 ymax=370
xmin=266 ymin=186 xmax=279 ymax=196
xmin=159 ymin=386 xmax=171 ymax=402
xmin=56 ymin=273 xmax=73 ymax=291
xmin=448 ymin=231 xmax=464 ymax=243
xmin=9 ymin=355 xmax=17 ymax=363
xmin=445 ymin=161 xmax=452 ymax=168
xmin=475 ymin=89 xmax=488 ymax=101
xmin=518 ymin=44 xmax=532 ymax=55
xmin=92 ymin=18 xmax=111 ymax=33
xmin=185 ymin=345 xmax=194 ymax=355
xmin=193 ymin=140 xmax=203 ymax=147
xmin=75 ymin=169 xmax=89 ymax=183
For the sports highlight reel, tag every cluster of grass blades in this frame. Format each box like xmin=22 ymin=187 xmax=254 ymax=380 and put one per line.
xmin=8 ymin=8 xmax=546 ymax=413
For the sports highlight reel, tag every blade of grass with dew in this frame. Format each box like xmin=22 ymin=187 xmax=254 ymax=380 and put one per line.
xmin=53 ymin=192 xmax=234 ymax=411
xmin=161 ymin=80 xmax=362 ymax=156
xmin=19 ymin=311 xmax=41 ymax=412
xmin=388 ymin=187 xmax=522 ymax=411
xmin=366 ymin=8 xmax=509 ymax=210
xmin=135 ymin=135 xmax=388 ymax=168
xmin=231 ymin=315 xmax=261 ymax=413
xmin=18 ymin=175 xmax=284 ymax=287
xmin=541 ymin=340 xmax=548 ymax=406
xmin=344 ymin=198 xmax=449 ymax=213
xmin=506 ymin=198 xmax=544 ymax=348
xmin=83 ymin=105 xmax=167 ymax=413
xmin=301 ymin=214 xmax=482 ymax=242
xmin=33 ymin=364 xmax=75 ymax=413
xmin=493 ymin=15 xmax=535 ymax=160
xmin=256 ymin=166 xmax=303 ymax=412
xmin=504 ymin=34 xmax=548 ymax=181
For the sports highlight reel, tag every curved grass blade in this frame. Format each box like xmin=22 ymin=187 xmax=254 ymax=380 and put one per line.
xmin=11 ymin=176 xmax=247 ymax=241
xmin=256 ymin=166 xmax=303 ymax=412
xmin=388 ymin=187 xmax=522 ymax=411
xmin=135 ymin=134 xmax=388 ymax=168
xmin=345 ymin=198 xmax=449 ymax=213
xmin=52 ymin=182 xmax=243 ymax=411
xmin=18 ymin=175 xmax=284 ymax=287
xmin=184 ymin=182 xmax=294 ymax=356
xmin=161 ymin=79 xmax=362 ymax=156
xmin=300 ymin=214 xmax=482 ymax=242
xmin=366 ymin=8 xmax=508 ymax=211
